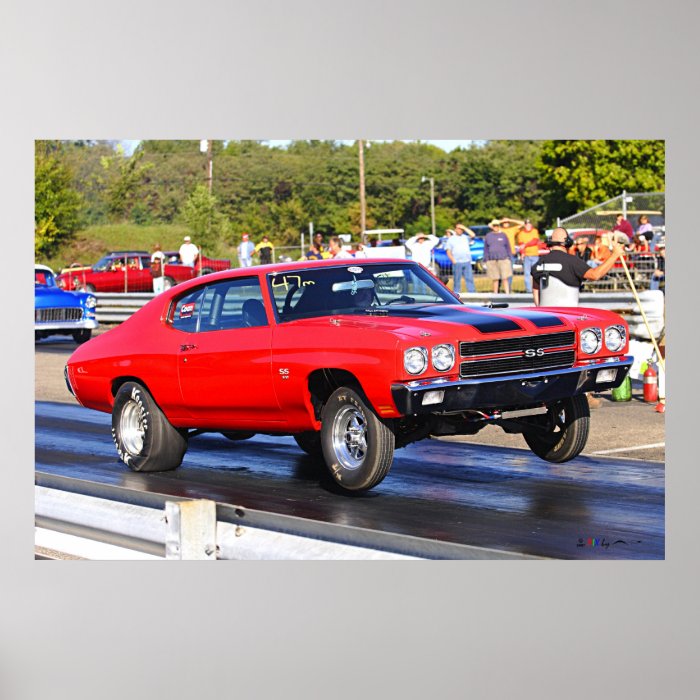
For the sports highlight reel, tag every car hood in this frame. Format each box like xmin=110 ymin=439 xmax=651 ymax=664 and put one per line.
xmin=290 ymin=304 xmax=576 ymax=339
xmin=35 ymin=286 xmax=85 ymax=308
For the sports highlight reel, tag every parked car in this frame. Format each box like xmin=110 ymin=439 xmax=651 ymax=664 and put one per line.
xmin=56 ymin=251 xmax=231 ymax=293
xmin=65 ymin=258 xmax=632 ymax=493
xmin=35 ymin=264 xmax=98 ymax=343
xmin=431 ymin=225 xmax=489 ymax=282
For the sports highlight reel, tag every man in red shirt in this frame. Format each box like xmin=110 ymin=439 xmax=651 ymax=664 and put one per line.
xmin=613 ymin=214 xmax=635 ymax=241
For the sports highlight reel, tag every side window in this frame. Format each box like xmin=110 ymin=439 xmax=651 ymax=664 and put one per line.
xmin=197 ymin=278 xmax=268 ymax=332
xmin=171 ymin=287 xmax=206 ymax=333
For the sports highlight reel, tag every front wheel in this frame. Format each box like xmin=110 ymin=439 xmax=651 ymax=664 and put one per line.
xmin=523 ymin=395 xmax=590 ymax=463
xmin=72 ymin=329 xmax=92 ymax=344
xmin=294 ymin=431 xmax=323 ymax=457
xmin=221 ymin=431 xmax=255 ymax=441
xmin=112 ymin=382 xmax=188 ymax=472
xmin=320 ymin=387 xmax=395 ymax=492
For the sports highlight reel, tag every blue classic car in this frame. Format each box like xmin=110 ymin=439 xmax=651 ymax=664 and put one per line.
xmin=35 ymin=264 xmax=98 ymax=343
xmin=431 ymin=225 xmax=489 ymax=282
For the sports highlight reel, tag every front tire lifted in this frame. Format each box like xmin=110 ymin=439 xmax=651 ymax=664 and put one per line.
xmin=522 ymin=395 xmax=590 ymax=463
xmin=112 ymin=381 xmax=188 ymax=472
xmin=320 ymin=386 xmax=395 ymax=492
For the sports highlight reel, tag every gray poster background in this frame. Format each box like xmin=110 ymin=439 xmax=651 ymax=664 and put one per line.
xmin=2 ymin=0 xmax=697 ymax=698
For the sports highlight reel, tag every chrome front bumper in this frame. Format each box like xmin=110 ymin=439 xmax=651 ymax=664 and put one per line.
xmin=35 ymin=318 xmax=99 ymax=332
xmin=391 ymin=356 xmax=633 ymax=415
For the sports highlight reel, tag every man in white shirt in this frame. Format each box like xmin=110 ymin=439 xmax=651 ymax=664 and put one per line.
xmin=405 ymin=232 xmax=439 ymax=269
xmin=328 ymin=236 xmax=354 ymax=259
xmin=179 ymin=235 xmax=199 ymax=268
xmin=237 ymin=233 xmax=255 ymax=267
xmin=445 ymin=224 xmax=476 ymax=293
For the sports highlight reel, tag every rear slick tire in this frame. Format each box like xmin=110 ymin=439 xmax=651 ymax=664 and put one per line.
xmin=523 ymin=394 xmax=590 ymax=463
xmin=320 ymin=386 xmax=395 ymax=492
xmin=112 ymin=382 xmax=187 ymax=472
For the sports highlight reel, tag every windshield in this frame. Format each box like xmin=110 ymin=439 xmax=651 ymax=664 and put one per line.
xmin=93 ymin=255 xmax=119 ymax=271
xmin=35 ymin=269 xmax=56 ymax=287
xmin=268 ymin=262 xmax=460 ymax=322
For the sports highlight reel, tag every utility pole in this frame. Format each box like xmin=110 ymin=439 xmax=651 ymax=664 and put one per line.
xmin=359 ymin=140 xmax=367 ymax=241
xmin=422 ymin=176 xmax=436 ymax=237
xmin=206 ymin=139 xmax=213 ymax=195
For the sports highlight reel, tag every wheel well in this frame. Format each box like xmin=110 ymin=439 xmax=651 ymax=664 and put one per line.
xmin=111 ymin=376 xmax=152 ymax=399
xmin=307 ymin=369 xmax=362 ymax=421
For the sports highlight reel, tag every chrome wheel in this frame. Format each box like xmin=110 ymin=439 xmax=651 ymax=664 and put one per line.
xmin=120 ymin=399 xmax=145 ymax=456
xmin=332 ymin=405 xmax=368 ymax=470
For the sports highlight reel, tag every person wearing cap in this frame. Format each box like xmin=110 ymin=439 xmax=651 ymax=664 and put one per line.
xmin=179 ymin=235 xmax=200 ymax=268
xmin=405 ymin=231 xmax=439 ymax=269
xmin=650 ymin=240 xmax=665 ymax=292
xmin=237 ymin=233 xmax=255 ymax=267
xmin=445 ymin=224 xmax=476 ymax=294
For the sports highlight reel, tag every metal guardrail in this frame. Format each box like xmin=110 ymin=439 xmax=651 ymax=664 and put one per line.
xmin=97 ymin=290 xmax=665 ymax=341
xmin=35 ymin=473 xmax=533 ymax=560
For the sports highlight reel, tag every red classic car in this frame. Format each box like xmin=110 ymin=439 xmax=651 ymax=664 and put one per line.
xmin=65 ymin=259 xmax=633 ymax=492
xmin=56 ymin=250 xmax=230 ymax=293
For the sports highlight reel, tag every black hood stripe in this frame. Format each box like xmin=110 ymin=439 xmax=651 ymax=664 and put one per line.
xmin=497 ymin=308 xmax=565 ymax=328
xmin=382 ymin=305 xmax=523 ymax=333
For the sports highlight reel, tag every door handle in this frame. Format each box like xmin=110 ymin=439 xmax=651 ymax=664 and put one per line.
xmin=180 ymin=344 xmax=198 ymax=352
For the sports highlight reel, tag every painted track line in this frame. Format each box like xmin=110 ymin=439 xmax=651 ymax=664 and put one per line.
xmin=590 ymin=442 xmax=665 ymax=455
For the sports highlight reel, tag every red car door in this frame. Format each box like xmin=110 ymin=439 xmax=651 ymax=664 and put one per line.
xmin=174 ymin=278 xmax=284 ymax=429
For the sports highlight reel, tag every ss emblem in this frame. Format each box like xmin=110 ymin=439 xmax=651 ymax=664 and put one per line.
xmin=524 ymin=348 xmax=545 ymax=358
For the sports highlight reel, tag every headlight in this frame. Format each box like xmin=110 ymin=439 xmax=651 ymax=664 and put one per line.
xmin=580 ymin=327 xmax=602 ymax=354
xmin=84 ymin=295 xmax=97 ymax=309
xmin=404 ymin=347 xmax=428 ymax=375
xmin=431 ymin=344 xmax=455 ymax=372
xmin=605 ymin=324 xmax=626 ymax=352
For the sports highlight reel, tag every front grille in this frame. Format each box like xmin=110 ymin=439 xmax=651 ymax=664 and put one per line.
xmin=460 ymin=349 xmax=576 ymax=378
xmin=460 ymin=331 xmax=575 ymax=357
xmin=36 ymin=307 xmax=83 ymax=323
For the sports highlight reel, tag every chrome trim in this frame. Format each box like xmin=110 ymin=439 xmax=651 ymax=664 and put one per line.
xmin=35 ymin=319 xmax=99 ymax=331
xmin=405 ymin=356 xmax=633 ymax=392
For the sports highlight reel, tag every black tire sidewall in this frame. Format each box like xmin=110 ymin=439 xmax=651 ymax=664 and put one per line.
xmin=320 ymin=387 xmax=394 ymax=491
xmin=524 ymin=395 xmax=590 ymax=462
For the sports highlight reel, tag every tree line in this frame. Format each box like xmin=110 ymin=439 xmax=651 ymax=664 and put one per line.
xmin=35 ymin=139 xmax=665 ymax=257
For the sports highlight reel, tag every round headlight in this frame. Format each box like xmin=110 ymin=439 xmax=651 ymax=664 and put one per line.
xmin=404 ymin=347 xmax=428 ymax=375
xmin=84 ymin=295 xmax=97 ymax=309
xmin=580 ymin=327 xmax=602 ymax=354
xmin=432 ymin=344 xmax=455 ymax=372
xmin=605 ymin=324 xmax=626 ymax=352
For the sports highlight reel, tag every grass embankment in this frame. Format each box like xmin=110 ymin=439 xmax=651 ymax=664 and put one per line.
xmin=40 ymin=224 xmax=238 ymax=272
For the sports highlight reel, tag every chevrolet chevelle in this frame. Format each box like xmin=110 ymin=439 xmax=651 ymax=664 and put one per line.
xmin=65 ymin=259 xmax=633 ymax=492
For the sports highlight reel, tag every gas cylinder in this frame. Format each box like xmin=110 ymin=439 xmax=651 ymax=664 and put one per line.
xmin=643 ymin=365 xmax=659 ymax=403
xmin=611 ymin=373 xmax=632 ymax=402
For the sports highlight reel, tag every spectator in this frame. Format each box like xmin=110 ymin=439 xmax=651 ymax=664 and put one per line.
xmin=650 ymin=240 xmax=665 ymax=292
xmin=499 ymin=218 xmax=520 ymax=289
xmin=637 ymin=215 xmax=654 ymax=242
xmin=328 ymin=236 xmax=354 ymax=259
xmin=445 ymin=224 xmax=476 ymax=294
xmin=237 ymin=233 xmax=255 ymax=267
xmin=572 ymin=237 xmax=594 ymax=266
xmin=532 ymin=227 xmax=625 ymax=408
xmin=532 ymin=227 xmax=624 ymax=306
xmin=405 ymin=232 xmax=439 ymax=269
xmin=613 ymin=213 xmax=635 ymax=242
xmin=179 ymin=235 xmax=200 ymax=268
xmin=484 ymin=220 xmax=513 ymax=293
xmin=150 ymin=243 xmax=167 ymax=294
xmin=632 ymin=233 xmax=651 ymax=254
xmin=313 ymin=232 xmax=327 ymax=254
xmin=512 ymin=218 xmax=541 ymax=294
xmin=593 ymin=233 xmax=612 ymax=265
xmin=255 ymin=235 xmax=275 ymax=265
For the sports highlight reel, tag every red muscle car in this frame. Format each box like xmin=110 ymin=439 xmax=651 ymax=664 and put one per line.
xmin=56 ymin=251 xmax=230 ymax=293
xmin=65 ymin=259 xmax=633 ymax=492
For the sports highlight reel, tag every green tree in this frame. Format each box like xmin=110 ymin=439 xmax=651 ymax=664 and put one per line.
xmin=538 ymin=140 xmax=665 ymax=223
xmin=181 ymin=184 xmax=230 ymax=252
xmin=103 ymin=149 xmax=155 ymax=221
xmin=35 ymin=142 xmax=82 ymax=257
